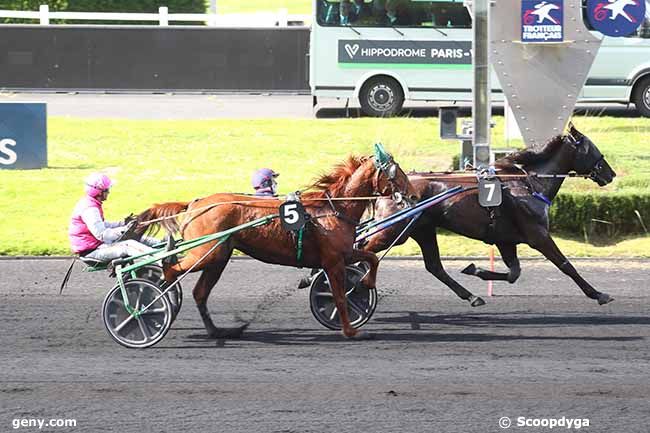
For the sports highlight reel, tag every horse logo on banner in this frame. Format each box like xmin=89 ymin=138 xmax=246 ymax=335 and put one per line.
xmin=587 ymin=0 xmax=647 ymax=37
xmin=521 ymin=0 xmax=564 ymax=43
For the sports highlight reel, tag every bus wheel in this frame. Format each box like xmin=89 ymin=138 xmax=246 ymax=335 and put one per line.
xmin=632 ymin=77 xmax=650 ymax=117
xmin=360 ymin=76 xmax=404 ymax=117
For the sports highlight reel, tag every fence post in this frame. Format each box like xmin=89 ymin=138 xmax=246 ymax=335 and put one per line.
xmin=39 ymin=4 xmax=49 ymax=25
xmin=159 ymin=6 xmax=169 ymax=26
xmin=278 ymin=8 xmax=288 ymax=27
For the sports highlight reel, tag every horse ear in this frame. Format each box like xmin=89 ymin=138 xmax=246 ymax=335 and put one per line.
xmin=568 ymin=122 xmax=583 ymax=139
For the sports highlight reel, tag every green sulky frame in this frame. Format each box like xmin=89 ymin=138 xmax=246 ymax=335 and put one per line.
xmin=111 ymin=214 xmax=279 ymax=318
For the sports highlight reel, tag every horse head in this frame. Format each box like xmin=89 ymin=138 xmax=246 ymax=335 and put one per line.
xmin=373 ymin=143 xmax=419 ymax=204
xmin=567 ymin=123 xmax=616 ymax=186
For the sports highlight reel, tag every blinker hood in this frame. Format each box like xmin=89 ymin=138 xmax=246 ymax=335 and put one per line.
xmin=374 ymin=143 xmax=392 ymax=169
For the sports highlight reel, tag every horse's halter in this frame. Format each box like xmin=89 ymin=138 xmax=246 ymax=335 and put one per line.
xmin=566 ymin=133 xmax=606 ymax=183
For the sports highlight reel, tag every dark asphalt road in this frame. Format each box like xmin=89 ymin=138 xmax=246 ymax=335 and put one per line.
xmin=0 ymin=258 xmax=649 ymax=433
xmin=0 ymin=93 xmax=640 ymax=119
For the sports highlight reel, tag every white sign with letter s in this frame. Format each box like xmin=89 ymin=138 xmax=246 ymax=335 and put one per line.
xmin=0 ymin=138 xmax=18 ymax=165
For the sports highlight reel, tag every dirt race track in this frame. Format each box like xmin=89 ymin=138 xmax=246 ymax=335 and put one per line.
xmin=0 ymin=258 xmax=648 ymax=433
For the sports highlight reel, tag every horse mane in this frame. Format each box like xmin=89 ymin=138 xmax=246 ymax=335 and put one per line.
xmin=495 ymin=135 xmax=566 ymax=169
xmin=302 ymin=155 xmax=369 ymax=201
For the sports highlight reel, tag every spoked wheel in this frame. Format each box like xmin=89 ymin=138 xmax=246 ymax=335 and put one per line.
xmin=102 ymin=279 xmax=172 ymax=349
xmin=130 ymin=265 xmax=182 ymax=322
xmin=309 ymin=264 xmax=378 ymax=330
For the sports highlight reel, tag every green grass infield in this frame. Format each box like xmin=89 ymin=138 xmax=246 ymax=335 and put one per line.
xmin=0 ymin=115 xmax=648 ymax=257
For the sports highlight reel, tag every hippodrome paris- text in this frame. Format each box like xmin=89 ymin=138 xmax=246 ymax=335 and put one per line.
xmin=360 ymin=47 xmax=468 ymax=59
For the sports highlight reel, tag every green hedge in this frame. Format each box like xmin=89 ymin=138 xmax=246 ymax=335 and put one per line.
xmin=550 ymin=192 xmax=650 ymax=238
xmin=0 ymin=1 xmax=206 ymax=24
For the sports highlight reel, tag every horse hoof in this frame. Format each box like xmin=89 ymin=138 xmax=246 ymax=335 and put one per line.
xmin=469 ymin=296 xmax=486 ymax=307
xmin=297 ymin=276 xmax=312 ymax=289
xmin=208 ymin=323 xmax=249 ymax=339
xmin=597 ymin=293 xmax=614 ymax=305
xmin=461 ymin=263 xmax=477 ymax=276
xmin=345 ymin=330 xmax=374 ymax=341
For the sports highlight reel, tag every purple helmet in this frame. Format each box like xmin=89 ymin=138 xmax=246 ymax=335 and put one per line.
xmin=84 ymin=173 xmax=112 ymax=198
xmin=251 ymin=168 xmax=280 ymax=190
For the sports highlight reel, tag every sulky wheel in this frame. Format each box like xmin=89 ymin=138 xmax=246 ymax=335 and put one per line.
xmin=102 ymin=278 xmax=172 ymax=349
xmin=309 ymin=264 xmax=378 ymax=330
xmin=130 ymin=265 xmax=182 ymax=322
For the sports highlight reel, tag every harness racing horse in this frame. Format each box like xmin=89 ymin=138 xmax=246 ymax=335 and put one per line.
xmin=363 ymin=124 xmax=617 ymax=307
xmin=135 ymin=146 xmax=418 ymax=340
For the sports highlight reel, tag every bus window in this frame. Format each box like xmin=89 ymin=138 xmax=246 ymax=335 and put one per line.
xmin=316 ymin=0 xmax=471 ymax=28
xmin=640 ymin=2 xmax=650 ymax=39
xmin=316 ymin=0 xmax=375 ymax=26
xmin=427 ymin=2 xmax=472 ymax=28
xmin=640 ymin=18 xmax=650 ymax=39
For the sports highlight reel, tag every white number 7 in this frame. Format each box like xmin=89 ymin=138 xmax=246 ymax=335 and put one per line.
xmin=485 ymin=183 xmax=496 ymax=202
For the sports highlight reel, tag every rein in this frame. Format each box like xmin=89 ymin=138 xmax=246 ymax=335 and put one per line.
xmin=138 ymin=195 xmax=390 ymax=227
xmin=410 ymin=172 xmax=591 ymax=181
xmin=310 ymin=191 xmax=361 ymax=227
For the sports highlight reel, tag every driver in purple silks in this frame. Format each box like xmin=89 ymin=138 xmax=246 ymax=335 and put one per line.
xmin=252 ymin=168 xmax=280 ymax=197
xmin=68 ymin=173 xmax=158 ymax=262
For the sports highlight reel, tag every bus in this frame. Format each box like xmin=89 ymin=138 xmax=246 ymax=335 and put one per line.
xmin=309 ymin=0 xmax=650 ymax=117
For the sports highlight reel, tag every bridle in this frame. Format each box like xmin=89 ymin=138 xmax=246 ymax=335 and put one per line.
xmin=373 ymin=155 xmax=411 ymax=205
xmin=566 ymin=133 xmax=607 ymax=183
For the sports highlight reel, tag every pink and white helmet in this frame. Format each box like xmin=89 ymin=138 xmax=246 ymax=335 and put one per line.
xmin=84 ymin=173 xmax=113 ymax=198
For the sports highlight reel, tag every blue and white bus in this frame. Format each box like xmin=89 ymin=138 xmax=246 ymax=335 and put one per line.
xmin=309 ymin=0 xmax=650 ymax=117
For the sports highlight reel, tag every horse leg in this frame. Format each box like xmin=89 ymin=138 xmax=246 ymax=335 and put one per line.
xmin=297 ymin=268 xmax=319 ymax=289
xmin=193 ymin=250 xmax=248 ymax=339
xmin=322 ymin=260 xmax=372 ymax=340
xmin=163 ymin=244 xmax=245 ymax=338
xmin=412 ymin=231 xmax=485 ymax=307
xmin=347 ymin=248 xmax=379 ymax=290
xmin=461 ymin=243 xmax=521 ymax=284
xmin=529 ymin=233 xmax=613 ymax=305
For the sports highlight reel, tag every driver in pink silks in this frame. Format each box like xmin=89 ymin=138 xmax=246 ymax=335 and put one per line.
xmin=68 ymin=173 xmax=158 ymax=262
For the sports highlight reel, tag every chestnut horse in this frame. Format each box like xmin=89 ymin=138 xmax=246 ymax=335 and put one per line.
xmin=362 ymin=124 xmax=617 ymax=307
xmin=136 ymin=149 xmax=418 ymax=340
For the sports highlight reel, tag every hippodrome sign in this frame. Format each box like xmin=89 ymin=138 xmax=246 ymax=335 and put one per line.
xmin=586 ymin=0 xmax=647 ymax=37
xmin=0 ymin=102 xmax=47 ymax=169
xmin=338 ymin=40 xmax=472 ymax=67
xmin=521 ymin=0 xmax=564 ymax=43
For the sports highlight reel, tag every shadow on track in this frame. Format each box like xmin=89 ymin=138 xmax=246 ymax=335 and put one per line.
xmin=377 ymin=312 xmax=650 ymax=328
xmin=155 ymin=325 xmax=644 ymax=349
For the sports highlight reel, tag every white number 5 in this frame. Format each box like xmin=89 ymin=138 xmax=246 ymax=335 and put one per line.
xmin=283 ymin=203 xmax=299 ymax=224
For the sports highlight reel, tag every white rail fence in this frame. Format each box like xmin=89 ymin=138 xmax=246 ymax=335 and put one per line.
xmin=0 ymin=5 xmax=310 ymax=27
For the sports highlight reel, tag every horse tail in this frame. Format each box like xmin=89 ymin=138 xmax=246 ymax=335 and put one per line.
xmin=135 ymin=202 xmax=189 ymax=237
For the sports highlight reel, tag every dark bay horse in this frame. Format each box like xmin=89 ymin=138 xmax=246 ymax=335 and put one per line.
xmin=136 ymin=149 xmax=418 ymax=340
xmin=363 ymin=125 xmax=617 ymax=307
